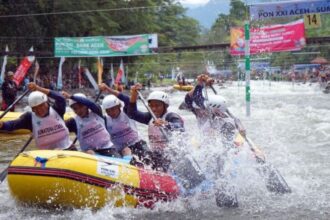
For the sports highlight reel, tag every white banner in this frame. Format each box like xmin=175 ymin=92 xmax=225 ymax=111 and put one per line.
xmin=250 ymin=0 xmax=330 ymax=20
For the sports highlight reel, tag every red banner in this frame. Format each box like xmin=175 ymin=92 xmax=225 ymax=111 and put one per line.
xmin=13 ymin=56 xmax=34 ymax=86
xmin=230 ymin=19 xmax=306 ymax=56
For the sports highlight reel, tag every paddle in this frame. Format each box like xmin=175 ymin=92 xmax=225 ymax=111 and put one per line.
xmin=0 ymin=89 xmax=30 ymax=120
xmin=209 ymin=85 xmax=291 ymax=194
xmin=0 ymin=135 xmax=33 ymax=184
xmin=72 ymin=91 xmax=102 ymax=145
xmin=0 ymin=69 xmax=37 ymax=184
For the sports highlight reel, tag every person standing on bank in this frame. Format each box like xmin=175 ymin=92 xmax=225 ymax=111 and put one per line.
xmin=0 ymin=82 xmax=73 ymax=150
xmin=1 ymin=71 xmax=18 ymax=111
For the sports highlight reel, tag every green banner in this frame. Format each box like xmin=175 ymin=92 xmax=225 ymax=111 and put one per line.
xmin=54 ymin=34 xmax=157 ymax=57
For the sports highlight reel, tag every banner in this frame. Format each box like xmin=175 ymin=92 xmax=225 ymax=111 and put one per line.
xmin=97 ymin=57 xmax=103 ymax=84
xmin=55 ymin=34 xmax=158 ymax=57
xmin=115 ymin=59 xmax=124 ymax=84
xmin=84 ymin=68 xmax=99 ymax=91
xmin=230 ymin=19 xmax=305 ymax=56
xmin=57 ymin=57 xmax=65 ymax=90
xmin=0 ymin=45 xmax=9 ymax=86
xmin=13 ymin=47 xmax=35 ymax=86
xmin=250 ymin=0 xmax=330 ymax=20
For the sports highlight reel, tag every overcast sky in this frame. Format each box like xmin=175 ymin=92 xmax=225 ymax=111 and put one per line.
xmin=179 ymin=0 xmax=210 ymax=6
xmin=179 ymin=0 xmax=303 ymax=7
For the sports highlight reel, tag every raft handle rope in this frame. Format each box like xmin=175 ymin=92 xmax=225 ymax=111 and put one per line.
xmin=18 ymin=152 xmax=143 ymax=172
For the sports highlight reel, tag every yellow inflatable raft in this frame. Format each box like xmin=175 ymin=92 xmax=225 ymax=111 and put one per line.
xmin=7 ymin=150 xmax=179 ymax=209
xmin=0 ymin=111 xmax=76 ymax=135
xmin=173 ymin=84 xmax=194 ymax=91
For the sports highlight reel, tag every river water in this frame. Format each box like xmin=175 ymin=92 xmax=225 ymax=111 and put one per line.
xmin=0 ymin=80 xmax=329 ymax=220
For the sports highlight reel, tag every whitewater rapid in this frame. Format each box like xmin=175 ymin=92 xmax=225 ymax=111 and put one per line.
xmin=0 ymin=80 xmax=329 ymax=219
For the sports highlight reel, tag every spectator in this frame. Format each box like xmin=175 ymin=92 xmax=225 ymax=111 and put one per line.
xmin=1 ymin=71 xmax=18 ymax=111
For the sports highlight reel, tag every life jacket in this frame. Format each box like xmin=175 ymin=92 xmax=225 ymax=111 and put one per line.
xmin=148 ymin=112 xmax=170 ymax=151
xmin=74 ymin=111 xmax=113 ymax=151
xmin=214 ymin=116 xmax=237 ymax=142
xmin=32 ymin=107 xmax=72 ymax=150
xmin=198 ymin=112 xmax=237 ymax=144
xmin=105 ymin=111 xmax=140 ymax=152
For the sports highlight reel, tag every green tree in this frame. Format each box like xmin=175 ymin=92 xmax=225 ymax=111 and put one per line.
xmin=0 ymin=0 xmax=200 ymax=79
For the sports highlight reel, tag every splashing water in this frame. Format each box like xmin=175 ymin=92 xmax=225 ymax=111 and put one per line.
xmin=0 ymin=81 xmax=330 ymax=219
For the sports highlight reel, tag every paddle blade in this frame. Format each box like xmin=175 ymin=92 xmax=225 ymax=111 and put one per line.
xmin=258 ymin=164 xmax=291 ymax=194
xmin=0 ymin=168 xmax=8 ymax=184
xmin=178 ymin=101 xmax=189 ymax=110
xmin=215 ymin=183 xmax=239 ymax=208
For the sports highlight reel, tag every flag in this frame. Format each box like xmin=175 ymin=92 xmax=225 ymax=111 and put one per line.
xmin=84 ymin=68 xmax=99 ymax=91
xmin=97 ymin=57 xmax=103 ymax=84
xmin=110 ymin=63 xmax=114 ymax=87
xmin=33 ymin=60 xmax=40 ymax=82
xmin=134 ymin=71 xmax=139 ymax=84
xmin=57 ymin=57 xmax=65 ymax=90
xmin=0 ymin=45 xmax=9 ymax=86
xmin=13 ymin=47 xmax=35 ymax=86
xmin=78 ymin=60 xmax=82 ymax=88
xmin=171 ymin=67 xmax=175 ymax=80
xmin=115 ymin=59 xmax=124 ymax=84
xmin=123 ymin=64 xmax=128 ymax=85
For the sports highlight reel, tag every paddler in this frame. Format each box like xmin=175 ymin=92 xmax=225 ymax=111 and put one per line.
xmin=128 ymin=84 xmax=183 ymax=171
xmin=184 ymin=74 xmax=246 ymax=145
xmin=128 ymin=84 xmax=207 ymax=192
xmin=183 ymin=74 xmax=246 ymax=208
xmin=62 ymin=91 xmax=120 ymax=157
xmin=98 ymin=83 xmax=149 ymax=164
xmin=0 ymin=82 xmax=73 ymax=150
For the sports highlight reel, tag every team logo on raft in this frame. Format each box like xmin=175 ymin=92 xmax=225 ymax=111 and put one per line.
xmin=97 ymin=162 xmax=119 ymax=178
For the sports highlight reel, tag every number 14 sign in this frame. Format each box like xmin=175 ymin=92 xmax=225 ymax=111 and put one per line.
xmin=304 ymin=13 xmax=321 ymax=29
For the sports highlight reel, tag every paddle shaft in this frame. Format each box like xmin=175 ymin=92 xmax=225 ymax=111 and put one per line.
xmin=0 ymin=89 xmax=30 ymax=119
xmin=72 ymin=91 xmax=102 ymax=145
xmin=0 ymin=135 xmax=33 ymax=184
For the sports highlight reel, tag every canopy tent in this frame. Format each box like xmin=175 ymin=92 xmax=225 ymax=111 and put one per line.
xmin=311 ymin=57 xmax=328 ymax=65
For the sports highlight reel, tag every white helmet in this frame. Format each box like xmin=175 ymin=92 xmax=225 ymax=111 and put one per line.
xmin=204 ymin=95 xmax=227 ymax=113
xmin=28 ymin=91 xmax=48 ymax=108
xmin=69 ymin=93 xmax=86 ymax=106
xmin=147 ymin=91 xmax=170 ymax=105
xmin=102 ymin=95 xmax=121 ymax=109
